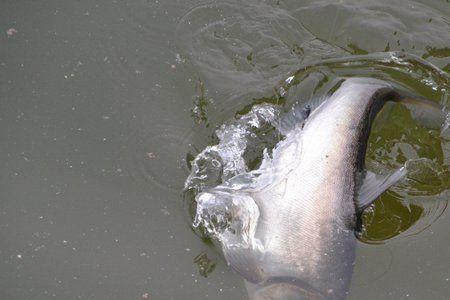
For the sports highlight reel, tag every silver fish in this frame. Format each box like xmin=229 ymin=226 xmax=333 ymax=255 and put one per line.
xmin=194 ymin=77 xmax=444 ymax=300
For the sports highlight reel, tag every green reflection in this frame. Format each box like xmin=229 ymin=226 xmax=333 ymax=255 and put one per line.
xmin=368 ymin=103 xmax=443 ymax=166
xmin=444 ymin=63 xmax=450 ymax=73
xmin=194 ymin=252 xmax=217 ymax=278
xmin=235 ymin=93 xmax=285 ymax=117
xmin=422 ymin=46 xmax=450 ymax=59
xmin=347 ymin=43 xmax=369 ymax=55
xmin=191 ymin=79 xmax=211 ymax=125
xmin=243 ymin=121 xmax=282 ymax=171
xmin=360 ymin=98 xmax=448 ymax=243
xmin=359 ymin=192 xmax=424 ymax=243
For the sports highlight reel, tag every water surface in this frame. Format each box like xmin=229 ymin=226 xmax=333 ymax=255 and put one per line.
xmin=1 ymin=0 xmax=450 ymax=299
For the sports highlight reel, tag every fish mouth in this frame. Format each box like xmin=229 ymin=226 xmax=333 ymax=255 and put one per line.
xmin=250 ymin=276 xmax=327 ymax=300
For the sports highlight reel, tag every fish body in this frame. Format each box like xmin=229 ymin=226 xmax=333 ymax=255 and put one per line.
xmin=248 ymin=78 xmax=394 ymax=299
xmin=194 ymin=77 xmax=444 ymax=300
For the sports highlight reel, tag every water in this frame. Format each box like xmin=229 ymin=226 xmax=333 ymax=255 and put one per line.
xmin=0 ymin=0 xmax=449 ymax=299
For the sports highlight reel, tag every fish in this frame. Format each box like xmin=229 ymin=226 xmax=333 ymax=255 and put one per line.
xmin=194 ymin=77 xmax=445 ymax=300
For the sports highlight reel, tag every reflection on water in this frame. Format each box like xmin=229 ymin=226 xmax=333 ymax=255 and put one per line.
xmin=360 ymin=100 xmax=450 ymax=243
xmin=194 ymin=252 xmax=217 ymax=278
xmin=191 ymin=79 xmax=212 ymax=125
xmin=359 ymin=192 xmax=448 ymax=243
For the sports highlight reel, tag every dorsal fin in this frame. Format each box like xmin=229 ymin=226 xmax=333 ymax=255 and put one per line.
xmin=278 ymin=104 xmax=312 ymax=134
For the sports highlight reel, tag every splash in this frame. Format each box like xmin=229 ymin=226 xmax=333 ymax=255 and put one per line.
xmin=184 ymin=104 xmax=283 ymax=250
xmin=185 ymin=104 xmax=281 ymax=190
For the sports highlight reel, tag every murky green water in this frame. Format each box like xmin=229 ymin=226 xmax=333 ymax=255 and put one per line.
xmin=1 ymin=0 xmax=449 ymax=299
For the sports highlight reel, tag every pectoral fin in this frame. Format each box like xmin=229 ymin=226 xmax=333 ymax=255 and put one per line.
xmin=356 ymin=167 xmax=407 ymax=211
xmin=278 ymin=104 xmax=311 ymax=134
